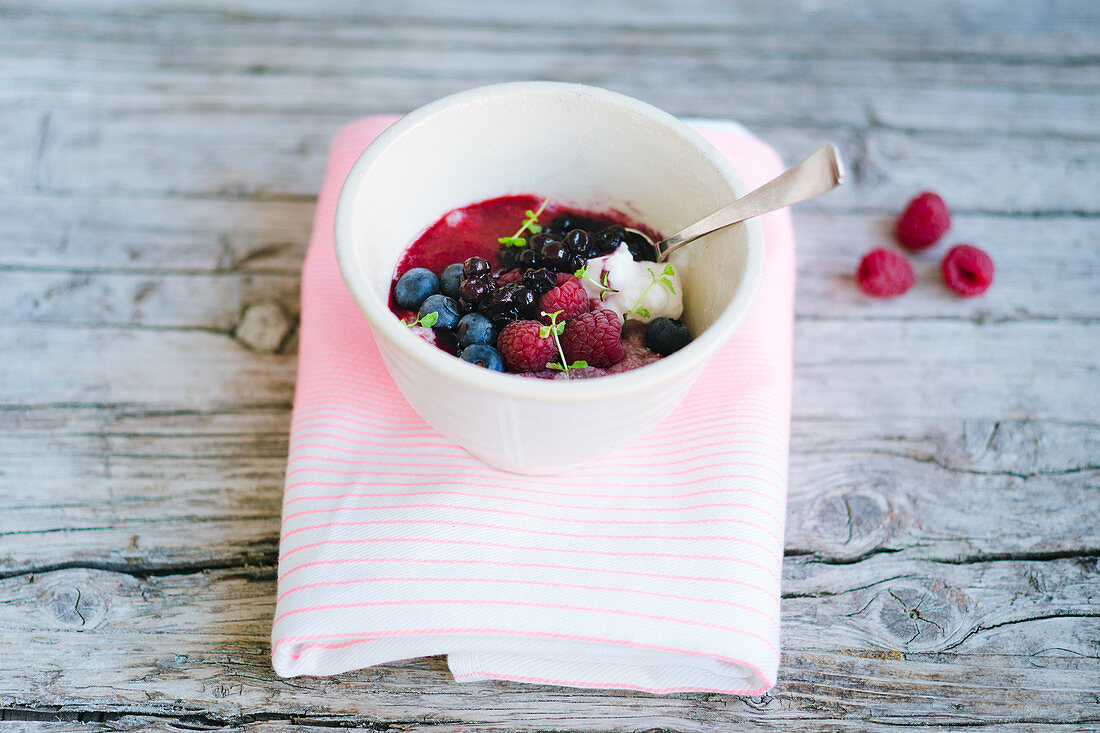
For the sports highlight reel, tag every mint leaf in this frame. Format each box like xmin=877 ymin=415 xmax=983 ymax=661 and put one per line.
xmin=571 ymin=360 xmax=588 ymax=369
xmin=529 ymin=224 xmax=542 ymax=233
xmin=421 ymin=311 xmax=438 ymax=327
xmin=663 ymin=264 xmax=675 ymax=276
xmin=547 ymin=362 xmax=565 ymax=371
xmin=634 ymin=307 xmax=650 ymax=318
xmin=539 ymin=324 xmax=552 ymax=338
xmin=498 ymin=236 xmax=526 ymax=247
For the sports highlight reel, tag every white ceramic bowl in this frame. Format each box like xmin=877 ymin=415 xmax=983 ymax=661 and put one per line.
xmin=335 ymin=82 xmax=764 ymax=474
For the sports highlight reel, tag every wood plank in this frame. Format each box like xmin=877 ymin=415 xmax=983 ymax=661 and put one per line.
xmin=3 ymin=0 xmax=1098 ymax=58
xmin=2 ymin=318 xmax=1095 ymax=417
xmin=1 ymin=409 xmax=1094 ymax=574
xmin=3 ymin=49 xmax=1098 ymax=140
xmin=2 ymin=102 xmax=1095 ymax=216
xmin=2 ymin=206 xmax=1096 ymax=326
xmin=0 ymin=193 xmax=313 ymax=273
xmin=0 ymin=561 xmax=1095 ymax=728
xmin=0 ymin=269 xmax=301 ymax=331
xmin=0 ymin=325 xmax=297 ymax=408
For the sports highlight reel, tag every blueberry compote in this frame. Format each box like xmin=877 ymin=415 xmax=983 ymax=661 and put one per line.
xmin=389 ymin=195 xmax=686 ymax=378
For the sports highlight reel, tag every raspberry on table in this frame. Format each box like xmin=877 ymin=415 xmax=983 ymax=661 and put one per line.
xmin=562 ymin=309 xmax=625 ymax=367
xmin=538 ymin=279 xmax=590 ymax=324
xmin=896 ymin=191 xmax=951 ymax=250
xmin=856 ymin=248 xmax=915 ymax=297
xmin=941 ymin=244 xmax=994 ymax=296
xmin=498 ymin=319 xmax=556 ymax=372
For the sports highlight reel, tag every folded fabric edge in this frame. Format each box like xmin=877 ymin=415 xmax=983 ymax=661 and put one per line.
xmin=447 ymin=650 xmax=774 ymax=695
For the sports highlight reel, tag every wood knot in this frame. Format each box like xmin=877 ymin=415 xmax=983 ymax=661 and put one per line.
xmin=234 ymin=299 xmax=294 ymax=353
xmin=44 ymin=583 xmax=105 ymax=629
xmin=814 ymin=488 xmax=895 ymax=557
xmin=846 ymin=580 xmax=971 ymax=652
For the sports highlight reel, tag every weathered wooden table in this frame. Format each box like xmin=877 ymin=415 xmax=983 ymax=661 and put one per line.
xmin=2 ymin=1 xmax=1098 ymax=729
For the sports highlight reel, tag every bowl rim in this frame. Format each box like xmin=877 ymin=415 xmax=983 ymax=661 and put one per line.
xmin=334 ymin=81 xmax=765 ymax=403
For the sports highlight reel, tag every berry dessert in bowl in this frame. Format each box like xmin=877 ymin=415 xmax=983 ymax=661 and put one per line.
xmin=335 ymin=82 xmax=764 ymax=473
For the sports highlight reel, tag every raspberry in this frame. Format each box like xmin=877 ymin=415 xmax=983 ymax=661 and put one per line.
xmin=497 ymin=319 xmax=556 ymax=372
xmin=896 ymin=192 xmax=951 ymax=250
xmin=941 ymin=244 xmax=994 ymax=296
xmin=538 ymin=279 xmax=589 ymax=324
xmin=856 ymin=248 xmax=915 ymax=297
xmin=496 ymin=268 xmax=523 ymax=286
xmin=561 ymin=309 xmax=625 ymax=367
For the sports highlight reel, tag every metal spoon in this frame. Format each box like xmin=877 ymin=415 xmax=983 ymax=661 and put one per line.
xmin=627 ymin=144 xmax=846 ymax=262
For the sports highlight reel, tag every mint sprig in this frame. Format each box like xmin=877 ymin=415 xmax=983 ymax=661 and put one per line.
xmin=498 ymin=198 xmax=549 ymax=248
xmin=539 ymin=309 xmax=587 ymax=378
xmin=624 ymin=264 xmax=676 ymax=319
xmin=406 ymin=311 xmax=438 ymax=328
xmin=574 ymin=264 xmax=619 ymax=301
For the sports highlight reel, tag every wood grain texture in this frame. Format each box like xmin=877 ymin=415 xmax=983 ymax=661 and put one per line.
xmin=0 ymin=0 xmax=1097 ymax=729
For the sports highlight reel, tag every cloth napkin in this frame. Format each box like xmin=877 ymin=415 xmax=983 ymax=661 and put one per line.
xmin=271 ymin=115 xmax=794 ymax=695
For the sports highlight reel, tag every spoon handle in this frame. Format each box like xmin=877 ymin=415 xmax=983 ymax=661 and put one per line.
xmin=656 ymin=144 xmax=845 ymax=262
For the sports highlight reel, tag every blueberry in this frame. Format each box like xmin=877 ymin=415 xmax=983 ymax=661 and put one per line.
xmin=463 ymin=256 xmax=492 ymax=279
xmin=459 ymin=276 xmax=494 ymax=303
xmin=547 ymin=214 xmax=604 ymax=236
xmin=528 ymin=233 xmax=558 ymax=253
xmin=498 ymin=246 xmax=521 ymax=271
xmin=564 ymin=229 xmax=591 ymax=256
xmin=440 ymin=263 xmax=464 ymax=299
xmin=459 ymin=344 xmax=505 ymax=371
xmin=487 ymin=307 xmax=520 ymax=328
xmin=645 ymin=317 xmax=692 ymax=356
xmin=394 ymin=267 xmax=439 ymax=309
xmin=517 ymin=248 xmax=542 ymax=270
xmin=418 ymin=294 xmax=461 ymax=330
xmin=541 ymin=241 xmax=572 ymax=272
xmin=522 ymin=267 xmax=556 ymax=295
xmin=624 ymin=229 xmax=657 ymax=262
xmin=511 ymin=284 xmax=537 ymax=310
xmin=595 ymin=225 xmax=626 ymax=255
xmin=455 ymin=312 xmax=495 ymax=348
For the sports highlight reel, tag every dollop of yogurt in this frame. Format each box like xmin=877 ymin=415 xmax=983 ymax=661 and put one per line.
xmin=578 ymin=244 xmax=683 ymax=323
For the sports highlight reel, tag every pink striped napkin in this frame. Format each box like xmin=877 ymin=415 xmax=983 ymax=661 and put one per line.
xmin=271 ymin=115 xmax=794 ymax=694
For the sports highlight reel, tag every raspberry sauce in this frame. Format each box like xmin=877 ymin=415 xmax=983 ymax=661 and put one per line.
xmin=393 ymin=195 xmax=655 ymax=283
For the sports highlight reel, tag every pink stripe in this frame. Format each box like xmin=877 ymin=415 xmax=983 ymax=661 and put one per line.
xmin=274 ymin=627 xmax=779 ymax=673
xmin=282 ymin=491 xmax=782 ymax=523
xmin=286 ymin=452 xmax=786 ymax=482
xmin=277 ymin=556 xmax=779 ymax=603
xmin=290 ymin=422 xmax=784 ymax=453
xmin=275 ymin=575 xmax=778 ymax=628
xmin=290 ymin=404 xmax=782 ymax=433
xmin=283 ymin=473 xmax=788 ymax=498
xmin=277 ymin=535 xmax=781 ymax=579
xmin=281 ymin=499 xmax=782 ymax=529
xmin=288 ymin=435 xmax=785 ymax=461
xmin=283 ymin=466 xmax=785 ymax=491
xmin=273 ymin=598 xmax=778 ymax=654
xmin=282 ymin=478 xmax=786 ymax=508
xmin=451 ymin=669 xmax=772 ymax=696
xmin=292 ymin=414 xmax=427 ymax=431
xmin=290 ymin=431 xmax=446 ymax=446
xmin=280 ymin=512 xmax=782 ymax=544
